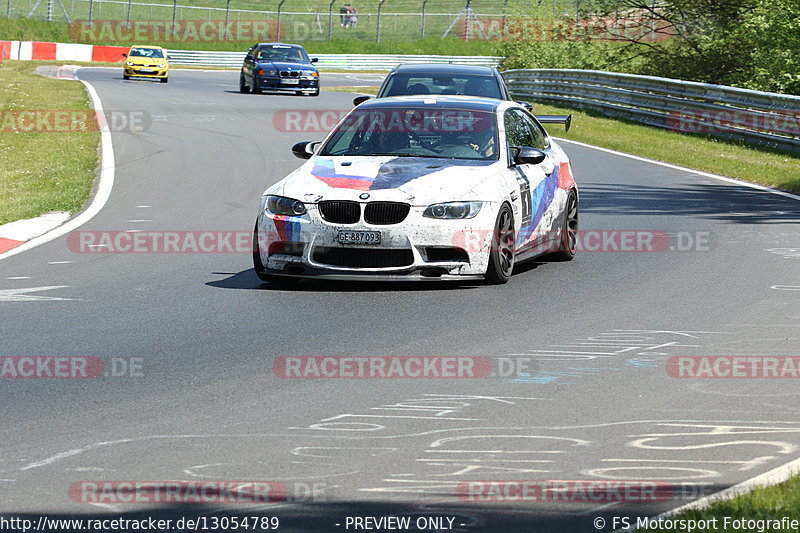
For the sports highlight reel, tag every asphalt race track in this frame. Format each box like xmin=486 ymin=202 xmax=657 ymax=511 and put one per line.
xmin=1 ymin=68 xmax=799 ymax=533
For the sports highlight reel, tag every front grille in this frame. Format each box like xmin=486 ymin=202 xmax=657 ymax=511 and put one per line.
xmin=364 ymin=202 xmax=410 ymax=225
xmin=279 ymin=71 xmax=299 ymax=77
xmin=319 ymin=201 xmax=360 ymax=224
xmin=313 ymin=247 xmax=414 ymax=268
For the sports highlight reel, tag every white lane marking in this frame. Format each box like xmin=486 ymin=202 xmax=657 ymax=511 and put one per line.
xmin=87 ymin=502 xmax=124 ymax=512
xmin=47 ymin=261 xmax=73 ymax=264
xmin=126 ymin=219 xmax=151 ymax=223
xmin=771 ymin=285 xmax=800 ymax=291
xmin=125 ymin=229 xmax=143 ymax=233
xmin=17 ymin=420 xmax=800 ymax=472
xmin=555 ymin=138 xmax=800 ymax=202
xmin=0 ymin=286 xmax=76 ymax=302
xmin=136 ymin=205 xmax=152 ymax=208
xmin=766 ymin=248 xmax=800 ymax=258
xmin=0 ymin=75 xmax=115 ymax=262
xmin=6 ymin=276 xmax=31 ymax=280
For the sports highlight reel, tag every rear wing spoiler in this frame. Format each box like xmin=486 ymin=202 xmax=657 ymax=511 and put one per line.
xmin=535 ymin=114 xmax=572 ymax=133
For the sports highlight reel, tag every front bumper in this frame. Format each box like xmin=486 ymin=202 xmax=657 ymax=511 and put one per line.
xmin=255 ymin=76 xmax=318 ymax=91
xmin=255 ymin=203 xmax=497 ymax=280
xmin=124 ymin=66 xmax=168 ymax=78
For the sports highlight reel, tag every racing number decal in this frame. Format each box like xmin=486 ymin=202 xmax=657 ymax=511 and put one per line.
xmin=514 ymin=167 xmax=533 ymax=227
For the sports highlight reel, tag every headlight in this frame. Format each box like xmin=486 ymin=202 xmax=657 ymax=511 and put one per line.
xmin=257 ymin=69 xmax=276 ymax=76
xmin=266 ymin=195 xmax=307 ymax=216
xmin=301 ymin=71 xmax=318 ymax=79
xmin=126 ymin=61 xmax=134 ymax=66
xmin=423 ymin=201 xmax=482 ymax=219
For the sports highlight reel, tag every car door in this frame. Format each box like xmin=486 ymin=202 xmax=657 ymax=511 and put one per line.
xmin=503 ymin=108 xmax=552 ymax=252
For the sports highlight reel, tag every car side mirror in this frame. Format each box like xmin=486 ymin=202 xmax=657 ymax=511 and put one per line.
xmin=122 ymin=53 xmax=127 ymax=58
xmin=516 ymin=100 xmax=533 ymax=111
xmin=353 ymin=95 xmax=371 ymax=106
xmin=167 ymin=55 xmax=172 ymax=61
xmin=513 ymin=147 xmax=547 ymax=165
xmin=292 ymin=141 xmax=319 ymax=159
xmin=311 ymin=57 xmax=318 ymax=63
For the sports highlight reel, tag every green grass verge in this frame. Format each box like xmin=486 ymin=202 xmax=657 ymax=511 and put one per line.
xmin=639 ymin=474 xmax=800 ymax=532
xmin=0 ymin=60 xmax=99 ymax=225
xmin=532 ymin=102 xmax=800 ymax=193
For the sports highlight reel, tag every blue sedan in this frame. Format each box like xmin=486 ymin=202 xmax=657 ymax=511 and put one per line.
xmin=240 ymin=43 xmax=319 ymax=96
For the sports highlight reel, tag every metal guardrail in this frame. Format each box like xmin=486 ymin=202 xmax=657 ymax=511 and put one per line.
xmin=166 ymin=50 xmax=502 ymax=70
xmin=503 ymin=69 xmax=800 ymax=153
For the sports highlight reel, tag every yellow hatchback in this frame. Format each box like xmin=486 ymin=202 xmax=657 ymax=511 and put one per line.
xmin=123 ymin=45 xmax=170 ymax=83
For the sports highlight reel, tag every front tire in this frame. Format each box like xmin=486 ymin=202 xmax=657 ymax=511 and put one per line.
xmin=123 ymin=74 xmax=130 ymax=80
xmin=484 ymin=204 xmax=515 ymax=284
xmin=160 ymin=76 xmax=168 ymax=83
xmin=239 ymin=73 xmax=251 ymax=93
xmin=546 ymin=189 xmax=578 ymax=261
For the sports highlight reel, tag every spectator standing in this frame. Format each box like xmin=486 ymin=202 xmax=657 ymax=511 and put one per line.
xmin=339 ymin=4 xmax=350 ymax=27
xmin=349 ymin=6 xmax=358 ymax=29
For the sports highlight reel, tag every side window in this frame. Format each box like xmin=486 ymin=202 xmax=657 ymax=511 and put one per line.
xmin=523 ymin=114 xmax=549 ymax=150
xmin=504 ymin=109 xmax=535 ymax=148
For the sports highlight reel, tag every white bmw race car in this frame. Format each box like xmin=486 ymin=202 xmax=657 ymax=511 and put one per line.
xmin=253 ymin=95 xmax=578 ymax=284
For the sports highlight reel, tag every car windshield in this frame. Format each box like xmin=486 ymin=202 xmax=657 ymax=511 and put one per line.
xmin=129 ymin=47 xmax=163 ymax=59
xmin=381 ymin=74 xmax=502 ymax=99
xmin=256 ymin=46 xmax=308 ymax=62
xmin=319 ymin=106 xmax=499 ymax=161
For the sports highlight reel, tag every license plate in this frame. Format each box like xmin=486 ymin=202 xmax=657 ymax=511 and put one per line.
xmin=139 ymin=68 xmax=154 ymax=73
xmin=337 ymin=230 xmax=381 ymax=245
xmin=280 ymin=78 xmax=300 ymax=84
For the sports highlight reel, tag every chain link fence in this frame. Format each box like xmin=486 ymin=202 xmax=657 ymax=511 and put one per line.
xmin=5 ymin=0 xmax=610 ymax=42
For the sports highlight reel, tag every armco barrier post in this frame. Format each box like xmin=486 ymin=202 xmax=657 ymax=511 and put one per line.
xmin=421 ymin=0 xmax=428 ymax=38
xmin=223 ymin=0 xmax=231 ymax=40
xmin=376 ymin=0 xmax=387 ymax=42
xmin=277 ymin=0 xmax=287 ymax=40
xmin=328 ymin=0 xmax=335 ymax=40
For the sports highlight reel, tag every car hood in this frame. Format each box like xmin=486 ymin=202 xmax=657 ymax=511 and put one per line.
xmin=256 ymin=60 xmax=315 ymax=72
xmin=127 ymin=57 xmax=166 ymax=66
xmin=273 ymin=156 xmax=503 ymax=205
